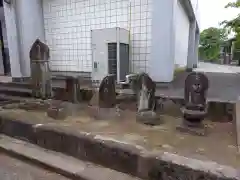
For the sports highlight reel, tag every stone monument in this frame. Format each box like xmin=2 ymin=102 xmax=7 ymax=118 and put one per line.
xmin=134 ymin=73 xmax=160 ymax=125
xmin=88 ymin=74 xmax=120 ymax=120
xmin=30 ymin=39 xmax=52 ymax=99
xmin=177 ymin=72 xmax=209 ymax=136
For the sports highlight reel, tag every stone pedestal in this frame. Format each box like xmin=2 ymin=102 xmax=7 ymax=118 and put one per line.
xmin=19 ymin=100 xmax=50 ymax=111
xmin=47 ymin=106 xmax=67 ymax=120
xmin=47 ymin=100 xmax=83 ymax=120
xmin=136 ymin=111 xmax=161 ymax=126
xmin=87 ymin=106 xmax=122 ymax=120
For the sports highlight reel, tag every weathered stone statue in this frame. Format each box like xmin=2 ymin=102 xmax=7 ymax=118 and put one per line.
xmin=89 ymin=74 xmax=120 ymax=120
xmin=132 ymin=73 xmax=160 ymax=125
xmin=98 ymin=74 xmax=116 ymax=108
xmin=177 ymin=72 xmax=209 ymax=135
xmin=30 ymin=39 xmax=52 ymax=99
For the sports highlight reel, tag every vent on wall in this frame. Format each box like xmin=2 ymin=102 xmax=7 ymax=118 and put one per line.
xmin=91 ymin=28 xmax=130 ymax=83
xmin=108 ymin=43 xmax=117 ymax=80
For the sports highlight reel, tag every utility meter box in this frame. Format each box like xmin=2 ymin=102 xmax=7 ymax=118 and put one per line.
xmin=91 ymin=28 xmax=130 ymax=83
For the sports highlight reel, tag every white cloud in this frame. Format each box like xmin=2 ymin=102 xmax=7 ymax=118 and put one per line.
xmin=199 ymin=0 xmax=239 ymax=31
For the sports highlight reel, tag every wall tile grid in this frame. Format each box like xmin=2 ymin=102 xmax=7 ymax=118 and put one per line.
xmin=43 ymin=0 xmax=152 ymax=73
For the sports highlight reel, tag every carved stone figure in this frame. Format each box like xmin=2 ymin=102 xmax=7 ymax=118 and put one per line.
xmin=30 ymin=39 xmax=52 ymax=99
xmin=177 ymin=72 xmax=209 ymax=135
xmin=131 ymin=73 xmax=160 ymax=125
xmin=98 ymin=74 xmax=116 ymax=108
xmin=88 ymin=74 xmax=120 ymax=120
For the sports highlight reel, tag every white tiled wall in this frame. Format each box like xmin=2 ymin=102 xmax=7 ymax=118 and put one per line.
xmin=43 ymin=0 xmax=152 ymax=73
xmin=174 ymin=0 xmax=190 ymax=68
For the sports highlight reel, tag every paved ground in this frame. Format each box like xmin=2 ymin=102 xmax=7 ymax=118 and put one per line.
xmin=195 ymin=62 xmax=240 ymax=74
xmin=1 ymin=62 xmax=240 ymax=103
xmin=0 ymin=153 xmax=70 ymax=180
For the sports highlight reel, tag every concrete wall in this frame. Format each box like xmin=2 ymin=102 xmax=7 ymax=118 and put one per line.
xmin=3 ymin=0 xmax=45 ymax=78
xmin=3 ymin=1 xmax=22 ymax=78
xmin=15 ymin=0 xmax=45 ymax=77
xmin=3 ymin=0 xmax=198 ymax=82
xmin=150 ymin=0 xmax=177 ymax=82
xmin=190 ymin=0 xmax=200 ymax=26
xmin=174 ymin=0 xmax=190 ymax=68
xmin=0 ymin=7 xmax=6 ymax=75
xmin=43 ymin=0 xmax=152 ymax=73
xmin=43 ymin=0 xmax=197 ymax=82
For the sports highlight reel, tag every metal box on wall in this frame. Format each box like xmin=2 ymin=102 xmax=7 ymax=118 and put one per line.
xmin=91 ymin=27 xmax=130 ymax=83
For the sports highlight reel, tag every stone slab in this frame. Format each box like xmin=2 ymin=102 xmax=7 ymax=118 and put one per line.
xmin=87 ymin=106 xmax=122 ymax=120
xmin=0 ymin=116 xmax=239 ymax=180
xmin=0 ymin=135 xmax=140 ymax=180
xmin=176 ymin=123 xmax=207 ymax=136
xmin=47 ymin=107 xmax=67 ymax=120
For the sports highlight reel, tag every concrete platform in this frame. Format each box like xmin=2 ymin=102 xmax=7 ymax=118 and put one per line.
xmin=0 ymin=67 xmax=240 ymax=104
xmin=0 ymin=151 xmax=70 ymax=180
xmin=0 ymin=135 xmax=140 ymax=180
xmin=0 ymin=108 xmax=239 ymax=180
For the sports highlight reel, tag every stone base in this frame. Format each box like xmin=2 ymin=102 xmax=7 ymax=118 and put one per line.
xmin=47 ymin=107 xmax=67 ymax=120
xmin=18 ymin=100 xmax=50 ymax=111
xmin=87 ymin=106 xmax=122 ymax=120
xmin=136 ymin=111 xmax=161 ymax=126
xmin=176 ymin=120 xmax=206 ymax=136
xmin=47 ymin=100 xmax=83 ymax=120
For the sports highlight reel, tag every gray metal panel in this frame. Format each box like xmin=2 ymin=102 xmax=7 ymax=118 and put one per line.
xmin=108 ymin=43 xmax=117 ymax=80
xmin=119 ymin=43 xmax=129 ymax=81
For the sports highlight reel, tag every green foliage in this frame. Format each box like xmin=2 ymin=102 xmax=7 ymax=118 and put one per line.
xmin=225 ymin=0 xmax=240 ymax=8
xmin=198 ymin=27 xmax=228 ymax=61
xmin=222 ymin=0 xmax=240 ymax=60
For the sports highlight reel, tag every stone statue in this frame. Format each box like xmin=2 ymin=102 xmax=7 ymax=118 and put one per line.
xmin=135 ymin=73 xmax=156 ymax=112
xmin=29 ymin=39 xmax=52 ymax=99
xmin=88 ymin=74 xmax=119 ymax=120
xmin=98 ymin=74 xmax=116 ymax=108
xmin=178 ymin=72 xmax=209 ymax=135
xmin=130 ymin=73 xmax=159 ymax=125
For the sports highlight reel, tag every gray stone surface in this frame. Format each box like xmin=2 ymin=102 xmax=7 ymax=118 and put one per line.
xmin=136 ymin=111 xmax=161 ymax=126
xmin=0 ymin=153 xmax=69 ymax=180
xmin=0 ymin=135 xmax=141 ymax=180
xmin=87 ymin=106 xmax=122 ymax=120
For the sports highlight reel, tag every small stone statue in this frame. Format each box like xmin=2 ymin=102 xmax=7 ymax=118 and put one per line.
xmin=89 ymin=74 xmax=119 ymax=120
xmin=177 ymin=72 xmax=209 ymax=135
xmin=98 ymin=74 xmax=116 ymax=108
xmin=133 ymin=73 xmax=160 ymax=125
xmin=29 ymin=39 xmax=52 ymax=99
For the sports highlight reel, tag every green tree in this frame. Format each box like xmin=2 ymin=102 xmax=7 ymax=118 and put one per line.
xmin=221 ymin=0 xmax=240 ymax=62
xmin=199 ymin=27 xmax=228 ymax=61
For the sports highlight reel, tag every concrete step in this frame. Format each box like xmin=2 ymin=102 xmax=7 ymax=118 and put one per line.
xmin=0 ymin=135 xmax=141 ymax=180
xmin=0 ymin=81 xmax=31 ymax=89
xmin=0 ymin=86 xmax=32 ymax=97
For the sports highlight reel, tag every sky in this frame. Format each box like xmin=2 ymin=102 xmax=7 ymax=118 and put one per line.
xmin=199 ymin=0 xmax=239 ymax=31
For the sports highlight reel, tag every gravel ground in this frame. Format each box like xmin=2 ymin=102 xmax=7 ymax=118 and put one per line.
xmin=0 ymin=153 xmax=70 ymax=180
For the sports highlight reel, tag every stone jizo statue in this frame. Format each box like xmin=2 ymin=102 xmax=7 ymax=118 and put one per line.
xmin=29 ymin=39 xmax=52 ymax=99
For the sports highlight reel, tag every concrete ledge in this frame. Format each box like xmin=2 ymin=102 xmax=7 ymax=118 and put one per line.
xmin=0 ymin=116 xmax=239 ymax=180
xmin=0 ymin=135 xmax=140 ymax=180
